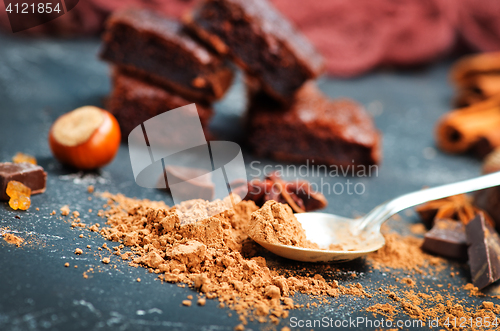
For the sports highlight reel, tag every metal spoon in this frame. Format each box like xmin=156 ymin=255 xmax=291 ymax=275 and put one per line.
xmin=250 ymin=172 xmax=500 ymax=263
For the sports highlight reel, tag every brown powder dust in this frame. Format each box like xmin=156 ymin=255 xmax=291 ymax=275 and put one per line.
xmin=72 ymin=191 xmax=500 ymax=329
xmin=367 ymin=232 xmax=443 ymax=273
xmin=247 ymin=200 xmax=317 ymax=248
xmin=91 ymin=193 xmax=365 ymax=324
xmin=3 ymin=233 xmax=24 ymax=247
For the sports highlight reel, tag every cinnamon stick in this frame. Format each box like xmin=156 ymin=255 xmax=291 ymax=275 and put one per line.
xmin=436 ymin=95 xmax=500 ymax=156
xmin=451 ymin=52 xmax=500 ymax=107
xmin=451 ymin=52 xmax=500 ymax=87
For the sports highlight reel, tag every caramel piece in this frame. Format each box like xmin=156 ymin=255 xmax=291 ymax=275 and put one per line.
xmin=9 ymin=194 xmax=31 ymax=211
xmin=416 ymin=194 xmax=488 ymax=228
xmin=6 ymin=181 xmax=32 ymax=211
xmin=12 ymin=152 xmax=36 ymax=165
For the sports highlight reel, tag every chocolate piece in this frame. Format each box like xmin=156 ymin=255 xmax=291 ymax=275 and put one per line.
xmin=246 ymin=82 xmax=381 ymax=166
xmin=474 ymin=188 xmax=500 ymax=231
xmin=185 ymin=0 xmax=324 ymax=104
xmin=465 ymin=213 xmax=500 ymax=290
xmin=107 ymin=69 xmax=213 ymax=139
xmin=101 ymin=8 xmax=233 ymax=103
xmin=161 ymin=165 xmax=214 ymax=201
xmin=422 ymin=219 xmax=468 ymax=260
xmin=474 ymin=149 xmax=500 ymax=231
xmin=0 ymin=162 xmax=47 ymax=201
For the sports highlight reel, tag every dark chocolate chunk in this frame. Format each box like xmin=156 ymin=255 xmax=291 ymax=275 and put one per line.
xmin=0 ymin=162 xmax=47 ymax=200
xmin=465 ymin=212 xmax=500 ymax=290
xmin=475 ymin=187 xmax=500 ymax=232
xmin=101 ymin=8 xmax=233 ymax=103
xmin=422 ymin=219 xmax=468 ymax=260
xmin=185 ymin=0 xmax=324 ymax=104
xmin=473 ymin=150 xmax=500 ymax=231
xmin=160 ymin=165 xmax=214 ymax=201
xmin=246 ymin=82 xmax=381 ymax=166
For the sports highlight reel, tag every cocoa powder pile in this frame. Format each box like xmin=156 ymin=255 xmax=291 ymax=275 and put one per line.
xmin=248 ymin=200 xmax=317 ymax=248
xmin=367 ymin=232 xmax=444 ymax=273
xmin=91 ymin=193 xmax=352 ymax=325
xmin=2 ymin=233 xmax=24 ymax=247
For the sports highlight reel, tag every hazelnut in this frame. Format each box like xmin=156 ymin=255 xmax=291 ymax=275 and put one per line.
xmin=49 ymin=106 xmax=121 ymax=170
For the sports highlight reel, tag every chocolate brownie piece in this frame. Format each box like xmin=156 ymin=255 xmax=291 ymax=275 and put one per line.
xmin=247 ymin=83 xmax=381 ymax=166
xmin=101 ymin=8 xmax=233 ymax=103
xmin=0 ymin=162 xmax=47 ymax=200
xmin=107 ymin=69 xmax=213 ymax=139
xmin=185 ymin=0 xmax=324 ymax=104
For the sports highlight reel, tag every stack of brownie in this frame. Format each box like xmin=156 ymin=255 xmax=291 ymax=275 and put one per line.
xmin=184 ymin=0 xmax=381 ymax=166
xmin=101 ymin=0 xmax=381 ymax=167
xmin=100 ymin=8 xmax=234 ymax=138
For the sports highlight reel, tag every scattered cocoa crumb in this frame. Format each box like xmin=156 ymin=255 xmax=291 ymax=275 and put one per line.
xmin=50 ymin=210 xmax=56 ymax=215
xmin=60 ymin=205 xmax=70 ymax=216
xmin=464 ymin=283 xmax=482 ymax=296
xmin=102 ymin=257 xmax=110 ymax=264
xmin=182 ymin=300 xmax=192 ymax=307
xmin=75 ymin=248 xmax=83 ymax=255
xmin=3 ymin=233 xmax=23 ymax=247
xmin=64 ymin=263 xmax=69 ymax=267
xmin=482 ymin=301 xmax=494 ymax=310
xmin=137 ymin=278 xmax=141 ymax=282
xmin=79 ymin=234 xmax=83 ymax=238
xmin=84 ymin=192 xmax=497 ymax=329
xmin=73 ymin=211 xmax=80 ymax=218
xmin=367 ymin=232 xmax=443 ymax=273
xmin=87 ymin=185 xmax=94 ymax=193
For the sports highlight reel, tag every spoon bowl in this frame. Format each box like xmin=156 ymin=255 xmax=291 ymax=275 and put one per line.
xmin=250 ymin=172 xmax=500 ymax=263
xmin=253 ymin=213 xmax=385 ymax=262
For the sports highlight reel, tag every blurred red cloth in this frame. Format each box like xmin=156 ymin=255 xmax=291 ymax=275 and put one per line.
xmin=1 ymin=0 xmax=499 ymax=76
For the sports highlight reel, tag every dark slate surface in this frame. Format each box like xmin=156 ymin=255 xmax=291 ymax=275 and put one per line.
xmin=0 ymin=33 xmax=497 ymax=331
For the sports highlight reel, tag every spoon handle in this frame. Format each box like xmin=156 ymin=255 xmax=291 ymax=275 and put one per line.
xmin=357 ymin=171 xmax=500 ymax=231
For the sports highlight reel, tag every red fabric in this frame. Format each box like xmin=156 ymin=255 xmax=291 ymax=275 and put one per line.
xmin=457 ymin=0 xmax=500 ymax=52
xmin=272 ymin=0 xmax=392 ymax=76
xmin=1 ymin=0 xmax=499 ymax=76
